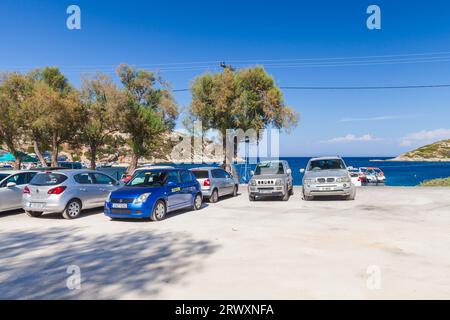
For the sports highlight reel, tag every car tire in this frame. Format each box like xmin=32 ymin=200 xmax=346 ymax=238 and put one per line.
xmin=232 ymin=185 xmax=238 ymax=197
xmin=249 ymin=194 xmax=256 ymax=201
xmin=62 ymin=200 xmax=82 ymax=219
xmin=289 ymin=186 xmax=294 ymax=196
xmin=192 ymin=193 xmax=202 ymax=211
xmin=26 ymin=211 xmax=43 ymax=218
xmin=150 ymin=200 xmax=166 ymax=221
xmin=209 ymin=189 xmax=219 ymax=203
xmin=346 ymin=192 xmax=356 ymax=200
xmin=302 ymin=189 xmax=314 ymax=201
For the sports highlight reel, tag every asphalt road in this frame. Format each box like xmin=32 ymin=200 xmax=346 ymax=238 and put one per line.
xmin=0 ymin=186 xmax=449 ymax=299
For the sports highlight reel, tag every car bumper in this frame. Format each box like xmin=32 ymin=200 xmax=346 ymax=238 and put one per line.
xmin=22 ymin=197 xmax=67 ymax=213
xmin=104 ymin=201 xmax=152 ymax=219
xmin=303 ymin=183 xmax=354 ymax=197
xmin=200 ymin=187 xmax=213 ymax=198
xmin=248 ymin=185 xmax=285 ymax=197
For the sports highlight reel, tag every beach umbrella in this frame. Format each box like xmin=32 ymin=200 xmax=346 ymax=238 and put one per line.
xmin=0 ymin=152 xmax=38 ymax=163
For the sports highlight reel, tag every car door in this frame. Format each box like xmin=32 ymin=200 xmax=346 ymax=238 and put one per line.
xmin=0 ymin=173 xmax=28 ymax=211
xmin=91 ymin=173 xmax=119 ymax=206
xmin=211 ymin=169 xmax=225 ymax=196
xmin=179 ymin=170 xmax=196 ymax=206
xmin=165 ymin=171 xmax=184 ymax=211
xmin=73 ymin=173 xmax=97 ymax=208
xmin=222 ymin=170 xmax=235 ymax=195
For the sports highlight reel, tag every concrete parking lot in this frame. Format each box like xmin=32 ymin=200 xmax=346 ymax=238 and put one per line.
xmin=0 ymin=186 xmax=449 ymax=299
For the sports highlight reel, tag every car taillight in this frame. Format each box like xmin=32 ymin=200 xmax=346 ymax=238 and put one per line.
xmin=203 ymin=179 xmax=211 ymax=187
xmin=48 ymin=186 xmax=66 ymax=195
xmin=23 ymin=186 xmax=30 ymax=194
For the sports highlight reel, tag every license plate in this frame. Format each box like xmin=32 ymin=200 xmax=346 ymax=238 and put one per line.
xmin=321 ymin=187 xmax=333 ymax=191
xmin=260 ymin=190 xmax=272 ymax=194
xmin=112 ymin=203 xmax=128 ymax=209
xmin=30 ymin=202 xmax=44 ymax=209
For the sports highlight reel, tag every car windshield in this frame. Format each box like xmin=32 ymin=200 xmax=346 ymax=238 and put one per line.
xmin=127 ymin=170 xmax=167 ymax=187
xmin=254 ymin=162 xmax=285 ymax=175
xmin=192 ymin=170 xmax=209 ymax=179
xmin=0 ymin=174 xmax=10 ymax=181
xmin=308 ymin=159 xmax=345 ymax=171
xmin=30 ymin=173 xmax=68 ymax=186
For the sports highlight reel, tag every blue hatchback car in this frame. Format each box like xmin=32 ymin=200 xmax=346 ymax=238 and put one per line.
xmin=104 ymin=168 xmax=203 ymax=221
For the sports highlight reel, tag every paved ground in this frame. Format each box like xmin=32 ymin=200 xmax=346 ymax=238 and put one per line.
xmin=0 ymin=186 xmax=449 ymax=299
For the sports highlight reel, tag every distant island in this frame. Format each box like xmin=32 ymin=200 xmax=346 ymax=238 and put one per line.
xmin=390 ymin=139 xmax=450 ymax=162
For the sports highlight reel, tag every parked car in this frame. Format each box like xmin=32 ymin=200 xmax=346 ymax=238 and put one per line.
xmin=301 ymin=156 xmax=356 ymax=200
xmin=120 ymin=166 xmax=175 ymax=183
xmin=248 ymin=160 xmax=293 ymax=201
xmin=104 ymin=168 xmax=202 ymax=221
xmin=190 ymin=167 xmax=239 ymax=203
xmin=0 ymin=170 xmax=38 ymax=212
xmin=23 ymin=170 xmax=120 ymax=219
xmin=348 ymin=167 xmax=362 ymax=187
xmin=363 ymin=167 xmax=386 ymax=184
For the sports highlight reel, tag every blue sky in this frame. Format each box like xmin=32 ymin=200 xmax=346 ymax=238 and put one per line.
xmin=1 ymin=0 xmax=450 ymax=156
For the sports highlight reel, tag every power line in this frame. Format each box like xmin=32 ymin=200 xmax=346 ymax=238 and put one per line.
xmin=172 ymin=84 xmax=450 ymax=92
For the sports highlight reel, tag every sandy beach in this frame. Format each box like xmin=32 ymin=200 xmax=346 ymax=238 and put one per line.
xmin=0 ymin=186 xmax=449 ymax=300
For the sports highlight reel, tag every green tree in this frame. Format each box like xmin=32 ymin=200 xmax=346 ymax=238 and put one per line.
xmin=0 ymin=72 xmax=33 ymax=169
xmin=116 ymin=64 xmax=178 ymax=172
xmin=79 ymin=74 xmax=126 ymax=169
xmin=26 ymin=68 xmax=83 ymax=167
xmin=189 ymin=66 xmax=298 ymax=171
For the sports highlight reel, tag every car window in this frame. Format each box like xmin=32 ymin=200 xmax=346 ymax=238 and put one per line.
xmin=92 ymin=173 xmax=115 ymax=185
xmin=27 ymin=172 xmax=38 ymax=183
xmin=212 ymin=169 xmax=225 ymax=179
xmin=254 ymin=162 xmax=285 ymax=175
xmin=166 ymin=171 xmax=181 ymax=184
xmin=5 ymin=173 xmax=30 ymax=186
xmin=308 ymin=159 xmax=345 ymax=171
xmin=223 ymin=171 xmax=231 ymax=179
xmin=189 ymin=172 xmax=198 ymax=181
xmin=0 ymin=174 xmax=10 ymax=182
xmin=127 ymin=170 xmax=167 ymax=187
xmin=180 ymin=170 xmax=192 ymax=183
xmin=74 ymin=173 xmax=94 ymax=184
xmin=191 ymin=170 xmax=209 ymax=179
xmin=30 ymin=173 xmax=68 ymax=186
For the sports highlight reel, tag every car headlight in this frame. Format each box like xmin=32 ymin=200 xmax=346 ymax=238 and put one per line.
xmin=304 ymin=178 xmax=315 ymax=184
xmin=275 ymin=179 xmax=282 ymax=186
xmin=337 ymin=177 xmax=351 ymax=183
xmin=133 ymin=193 xmax=151 ymax=204
xmin=250 ymin=180 xmax=256 ymax=186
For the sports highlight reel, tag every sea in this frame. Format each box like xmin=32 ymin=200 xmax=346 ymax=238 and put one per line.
xmin=98 ymin=157 xmax=450 ymax=187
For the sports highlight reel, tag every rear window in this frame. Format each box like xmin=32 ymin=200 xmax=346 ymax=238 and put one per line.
xmin=191 ymin=170 xmax=209 ymax=179
xmin=30 ymin=173 xmax=68 ymax=186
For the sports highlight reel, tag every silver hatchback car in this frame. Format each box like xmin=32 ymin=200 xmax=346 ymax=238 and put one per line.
xmin=190 ymin=167 xmax=239 ymax=203
xmin=23 ymin=170 xmax=121 ymax=219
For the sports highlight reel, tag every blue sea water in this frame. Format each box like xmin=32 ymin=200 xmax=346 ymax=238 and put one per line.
xmin=98 ymin=157 xmax=450 ymax=187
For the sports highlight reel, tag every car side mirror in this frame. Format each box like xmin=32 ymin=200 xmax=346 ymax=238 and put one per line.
xmin=300 ymin=169 xmax=305 ymax=174
xmin=166 ymin=181 xmax=176 ymax=187
xmin=286 ymin=169 xmax=292 ymax=175
xmin=6 ymin=182 xmax=17 ymax=188
xmin=250 ymin=170 xmax=254 ymax=176
xmin=347 ymin=166 xmax=354 ymax=170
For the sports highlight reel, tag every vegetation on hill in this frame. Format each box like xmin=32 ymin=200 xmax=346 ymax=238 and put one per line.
xmin=420 ymin=177 xmax=450 ymax=186
xmin=396 ymin=139 xmax=450 ymax=161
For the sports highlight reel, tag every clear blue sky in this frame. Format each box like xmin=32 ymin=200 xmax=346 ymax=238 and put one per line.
xmin=1 ymin=0 xmax=450 ymax=156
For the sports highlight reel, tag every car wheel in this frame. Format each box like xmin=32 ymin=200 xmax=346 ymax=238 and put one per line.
xmin=193 ymin=193 xmax=202 ymax=210
xmin=289 ymin=186 xmax=294 ymax=196
xmin=346 ymin=192 xmax=356 ymax=200
xmin=302 ymin=189 xmax=314 ymax=201
xmin=26 ymin=211 xmax=42 ymax=218
xmin=232 ymin=185 xmax=238 ymax=197
xmin=249 ymin=194 xmax=255 ymax=201
xmin=209 ymin=189 xmax=219 ymax=203
xmin=150 ymin=200 xmax=166 ymax=221
xmin=62 ymin=200 xmax=82 ymax=219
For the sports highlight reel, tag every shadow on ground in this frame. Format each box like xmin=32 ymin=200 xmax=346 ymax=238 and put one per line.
xmin=0 ymin=227 xmax=219 ymax=299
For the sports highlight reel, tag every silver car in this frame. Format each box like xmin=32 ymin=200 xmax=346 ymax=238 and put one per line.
xmin=301 ymin=156 xmax=356 ymax=201
xmin=190 ymin=167 xmax=239 ymax=203
xmin=0 ymin=170 xmax=38 ymax=212
xmin=22 ymin=170 xmax=121 ymax=219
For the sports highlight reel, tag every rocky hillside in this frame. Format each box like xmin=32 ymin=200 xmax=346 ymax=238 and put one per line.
xmin=394 ymin=139 xmax=450 ymax=161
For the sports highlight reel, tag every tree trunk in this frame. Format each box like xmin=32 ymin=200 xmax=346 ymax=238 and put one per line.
xmin=51 ymin=133 xmax=59 ymax=167
xmin=89 ymin=145 xmax=97 ymax=170
xmin=33 ymin=140 xmax=47 ymax=167
xmin=128 ymin=153 xmax=139 ymax=174
xmin=222 ymin=132 xmax=231 ymax=172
